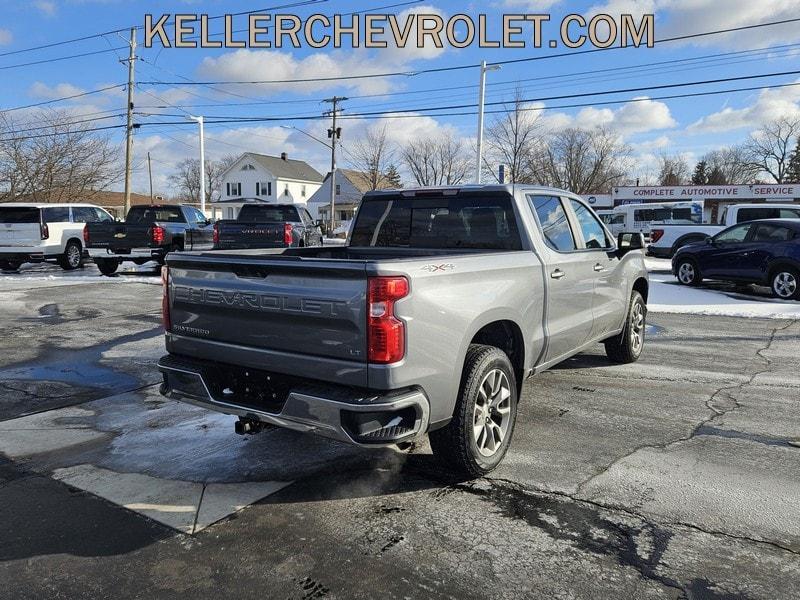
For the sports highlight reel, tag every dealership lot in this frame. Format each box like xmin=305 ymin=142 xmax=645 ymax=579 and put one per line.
xmin=1 ymin=263 xmax=799 ymax=599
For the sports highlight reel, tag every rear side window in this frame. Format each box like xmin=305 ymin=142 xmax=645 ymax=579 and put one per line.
xmin=530 ymin=196 xmax=576 ymax=252
xmin=350 ymin=195 xmax=522 ymax=250
xmin=238 ymin=205 xmax=301 ymax=222
xmin=752 ymin=224 xmax=794 ymax=242
xmin=42 ymin=206 xmax=70 ymax=222
xmin=0 ymin=207 xmax=40 ymax=223
xmin=126 ymin=206 xmax=184 ymax=223
xmin=737 ymin=207 xmax=780 ymax=222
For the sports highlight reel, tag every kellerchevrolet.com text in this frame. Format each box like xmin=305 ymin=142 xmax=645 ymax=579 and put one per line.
xmin=144 ymin=13 xmax=655 ymax=50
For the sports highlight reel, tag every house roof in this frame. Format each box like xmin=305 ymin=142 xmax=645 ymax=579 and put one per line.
xmin=5 ymin=190 xmax=154 ymax=208
xmin=240 ymin=152 xmax=324 ymax=183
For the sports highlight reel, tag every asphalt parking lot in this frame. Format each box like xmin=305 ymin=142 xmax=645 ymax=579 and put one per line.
xmin=1 ymin=262 xmax=799 ymax=599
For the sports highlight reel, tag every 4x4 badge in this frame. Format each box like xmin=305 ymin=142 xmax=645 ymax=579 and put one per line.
xmin=421 ymin=263 xmax=455 ymax=272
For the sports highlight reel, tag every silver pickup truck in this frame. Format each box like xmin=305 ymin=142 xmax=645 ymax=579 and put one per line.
xmin=158 ymin=185 xmax=648 ymax=477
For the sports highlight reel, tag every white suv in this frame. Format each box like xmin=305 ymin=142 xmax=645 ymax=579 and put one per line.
xmin=0 ymin=203 xmax=114 ymax=271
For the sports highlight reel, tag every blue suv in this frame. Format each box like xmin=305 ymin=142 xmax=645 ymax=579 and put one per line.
xmin=672 ymin=219 xmax=800 ymax=300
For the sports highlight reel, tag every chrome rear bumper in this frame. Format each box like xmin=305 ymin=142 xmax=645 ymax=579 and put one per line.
xmin=157 ymin=354 xmax=430 ymax=447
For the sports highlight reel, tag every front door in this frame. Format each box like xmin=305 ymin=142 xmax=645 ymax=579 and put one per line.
xmin=703 ymin=223 xmax=755 ymax=278
xmin=529 ymin=195 xmax=594 ymax=363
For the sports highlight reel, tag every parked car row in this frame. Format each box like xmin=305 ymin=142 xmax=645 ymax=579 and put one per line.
xmin=1 ymin=201 xmax=325 ymax=275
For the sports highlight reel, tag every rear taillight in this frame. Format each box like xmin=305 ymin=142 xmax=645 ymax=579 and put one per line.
xmin=212 ymin=222 xmax=219 ymax=246
xmin=368 ymin=276 xmax=409 ymax=364
xmin=40 ymin=223 xmax=49 ymax=240
xmin=152 ymin=225 xmax=165 ymax=245
xmin=650 ymin=229 xmax=664 ymax=243
xmin=83 ymin=224 xmax=90 ymax=245
xmin=284 ymin=223 xmax=293 ymax=246
xmin=161 ymin=266 xmax=171 ymax=332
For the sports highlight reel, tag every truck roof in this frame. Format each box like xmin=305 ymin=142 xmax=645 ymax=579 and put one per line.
xmin=0 ymin=202 xmax=103 ymax=209
xmin=363 ymin=184 xmax=578 ymax=198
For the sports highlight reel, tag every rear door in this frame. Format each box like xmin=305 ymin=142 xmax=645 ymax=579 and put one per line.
xmin=529 ymin=195 xmax=594 ymax=363
xmin=0 ymin=207 xmax=41 ymax=246
xmin=566 ymin=198 xmax=627 ymax=340
xmin=746 ymin=223 xmax=796 ymax=280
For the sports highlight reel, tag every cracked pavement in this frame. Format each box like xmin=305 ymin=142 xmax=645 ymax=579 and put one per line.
xmin=1 ymin=271 xmax=799 ymax=599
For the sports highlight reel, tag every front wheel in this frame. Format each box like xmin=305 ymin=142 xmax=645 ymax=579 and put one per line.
xmin=675 ymin=257 xmax=701 ymax=286
xmin=771 ymin=268 xmax=799 ymax=300
xmin=0 ymin=260 xmax=21 ymax=272
xmin=94 ymin=258 xmax=120 ymax=276
xmin=58 ymin=241 xmax=83 ymax=270
xmin=604 ymin=291 xmax=646 ymax=364
xmin=429 ymin=345 xmax=518 ymax=479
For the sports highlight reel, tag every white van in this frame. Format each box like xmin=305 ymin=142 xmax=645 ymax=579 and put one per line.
xmin=0 ymin=203 xmax=114 ymax=271
xmin=605 ymin=201 xmax=704 ymax=240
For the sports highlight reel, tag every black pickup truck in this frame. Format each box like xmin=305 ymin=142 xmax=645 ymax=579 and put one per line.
xmin=213 ymin=203 xmax=323 ymax=250
xmin=85 ymin=204 xmax=214 ymax=275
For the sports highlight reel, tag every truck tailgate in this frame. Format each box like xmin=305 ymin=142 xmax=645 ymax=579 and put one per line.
xmin=86 ymin=222 xmax=153 ymax=250
xmin=215 ymin=221 xmax=287 ymax=249
xmin=165 ymin=253 xmax=369 ymax=384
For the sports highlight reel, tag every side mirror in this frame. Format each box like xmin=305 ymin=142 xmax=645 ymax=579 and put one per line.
xmin=617 ymin=232 xmax=645 ymax=255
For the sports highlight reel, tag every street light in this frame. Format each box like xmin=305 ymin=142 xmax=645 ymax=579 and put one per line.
xmin=188 ymin=115 xmax=206 ymax=214
xmin=475 ymin=61 xmax=501 ymax=184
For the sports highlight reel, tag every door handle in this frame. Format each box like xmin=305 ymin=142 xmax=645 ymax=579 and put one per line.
xmin=551 ymin=269 xmax=565 ymax=279
xmin=593 ymin=263 xmax=606 ymax=272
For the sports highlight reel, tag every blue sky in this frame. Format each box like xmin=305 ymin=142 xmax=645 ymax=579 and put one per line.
xmin=1 ymin=0 xmax=799 ymax=194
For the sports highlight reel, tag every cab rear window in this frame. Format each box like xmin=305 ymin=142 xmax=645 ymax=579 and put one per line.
xmin=350 ymin=195 xmax=522 ymax=250
xmin=238 ymin=205 xmax=300 ymax=222
xmin=0 ymin=207 xmax=40 ymax=224
xmin=126 ymin=206 xmax=184 ymax=223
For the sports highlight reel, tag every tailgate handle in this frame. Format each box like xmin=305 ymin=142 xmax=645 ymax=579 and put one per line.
xmin=232 ymin=265 xmax=269 ymax=279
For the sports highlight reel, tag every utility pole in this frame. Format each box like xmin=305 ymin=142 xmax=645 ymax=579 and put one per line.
xmin=147 ymin=152 xmax=153 ymax=204
xmin=122 ymin=27 xmax=137 ymax=217
xmin=323 ymin=96 xmax=347 ymax=234
xmin=475 ymin=60 xmax=500 ymax=184
xmin=188 ymin=115 xmax=206 ymax=213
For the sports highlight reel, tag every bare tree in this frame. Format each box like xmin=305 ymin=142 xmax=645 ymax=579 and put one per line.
xmin=701 ymin=146 xmax=756 ymax=184
xmin=484 ymin=92 xmax=544 ymax=184
xmin=656 ymin=153 xmax=691 ymax=186
xmin=533 ymin=127 xmax=630 ymax=194
xmin=346 ymin=125 xmax=396 ymax=190
xmin=403 ymin=132 xmax=471 ymax=186
xmin=0 ymin=110 xmax=120 ymax=202
xmin=168 ymin=155 xmax=237 ymax=204
xmin=743 ymin=117 xmax=800 ymax=183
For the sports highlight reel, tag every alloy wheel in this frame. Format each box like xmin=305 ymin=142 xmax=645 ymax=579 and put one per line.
xmin=678 ymin=262 xmax=695 ymax=284
xmin=773 ymin=271 xmax=797 ymax=299
xmin=473 ymin=369 xmax=512 ymax=457
xmin=67 ymin=245 xmax=81 ymax=268
xmin=630 ymin=302 xmax=645 ymax=354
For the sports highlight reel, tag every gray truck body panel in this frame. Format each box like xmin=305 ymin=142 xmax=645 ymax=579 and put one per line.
xmin=159 ymin=185 xmax=648 ymax=443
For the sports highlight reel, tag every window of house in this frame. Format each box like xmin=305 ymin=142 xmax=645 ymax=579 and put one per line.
xmin=284 ymin=185 xmax=290 ymax=196
xmin=335 ymin=184 xmax=341 ymax=195
xmin=240 ymin=164 xmax=255 ymax=171
xmin=227 ymin=182 xmax=241 ymax=197
xmin=256 ymin=182 xmax=270 ymax=196
xmin=301 ymin=185 xmax=307 ymax=197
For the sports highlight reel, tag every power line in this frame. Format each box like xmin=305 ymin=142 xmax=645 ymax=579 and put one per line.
xmin=139 ymin=18 xmax=800 ymax=87
xmin=0 ymin=84 xmax=126 ymax=114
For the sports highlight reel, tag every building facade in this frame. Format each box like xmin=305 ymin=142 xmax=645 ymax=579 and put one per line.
xmin=214 ymin=152 xmax=324 ymax=220
xmin=612 ymin=184 xmax=800 ymax=222
xmin=307 ymin=169 xmax=377 ymax=228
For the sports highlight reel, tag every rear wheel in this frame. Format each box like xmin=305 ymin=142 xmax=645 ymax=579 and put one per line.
xmin=429 ymin=345 xmax=518 ymax=479
xmin=675 ymin=257 xmax=701 ymax=286
xmin=0 ymin=260 xmax=21 ymax=272
xmin=604 ymin=291 xmax=646 ymax=364
xmin=94 ymin=257 xmax=120 ymax=276
xmin=58 ymin=241 xmax=83 ymax=270
xmin=771 ymin=267 xmax=799 ymax=300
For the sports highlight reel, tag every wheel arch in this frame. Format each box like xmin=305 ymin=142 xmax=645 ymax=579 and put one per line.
xmin=65 ymin=236 xmax=83 ymax=251
xmin=670 ymin=233 xmax=708 ymax=257
xmin=468 ymin=319 xmax=526 ymax=390
xmin=767 ymin=259 xmax=800 ymax=280
xmin=632 ymin=277 xmax=649 ymax=303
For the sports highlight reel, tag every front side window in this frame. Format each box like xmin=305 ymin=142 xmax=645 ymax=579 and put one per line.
xmin=714 ymin=223 xmax=752 ymax=243
xmin=779 ymin=208 xmax=800 ymax=219
xmin=570 ymin=199 xmax=611 ymax=249
xmin=752 ymin=224 xmax=793 ymax=243
xmin=530 ymin=195 xmax=576 ymax=252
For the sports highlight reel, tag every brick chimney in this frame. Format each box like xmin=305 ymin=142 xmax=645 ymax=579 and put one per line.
xmin=280 ymin=152 xmax=288 ymax=161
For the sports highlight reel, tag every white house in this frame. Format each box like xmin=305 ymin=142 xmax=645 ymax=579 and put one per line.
xmin=213 ymin=152 xmax=324 ymax=220
xmin=307 ymin=169 xmax=378 ymax=224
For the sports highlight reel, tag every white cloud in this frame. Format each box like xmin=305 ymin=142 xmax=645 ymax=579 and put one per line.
xmin=632 ymin=135 xmax=671 ymax=151
xmin=687 ymin=81 xmax=800 ymax=133
xmin=29 ymin=82 xmax=85 ymax=100
xmin=501 ymin=0 xmax=563 ymax=10
xmin=587 ymin=0 xmax=800 ymax=47
xmin=0 ymin=29 xmax=12 ymax=46
xmin=34 ymin=1 xmax=56 ymax=17
xmin=539 ymin=97 xmax=676 ymax=135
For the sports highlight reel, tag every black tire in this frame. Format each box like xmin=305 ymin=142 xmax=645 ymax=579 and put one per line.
xmin=429 ymin=344 xmax=518 ymax=479
xmin=94 ymin=258 xmax=120 ymax=276
xmin=770 ymin=266 xmax=799 ymax=300
xmin=604 ymin=291 xmax=647 ymax=364
xmin=0 ymin=260 xmax=21 ymax=272
xmin=58 ymin=241 xmax=83 ymax=270
xmin=675 ymin=257 xmax=702 ymax=286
